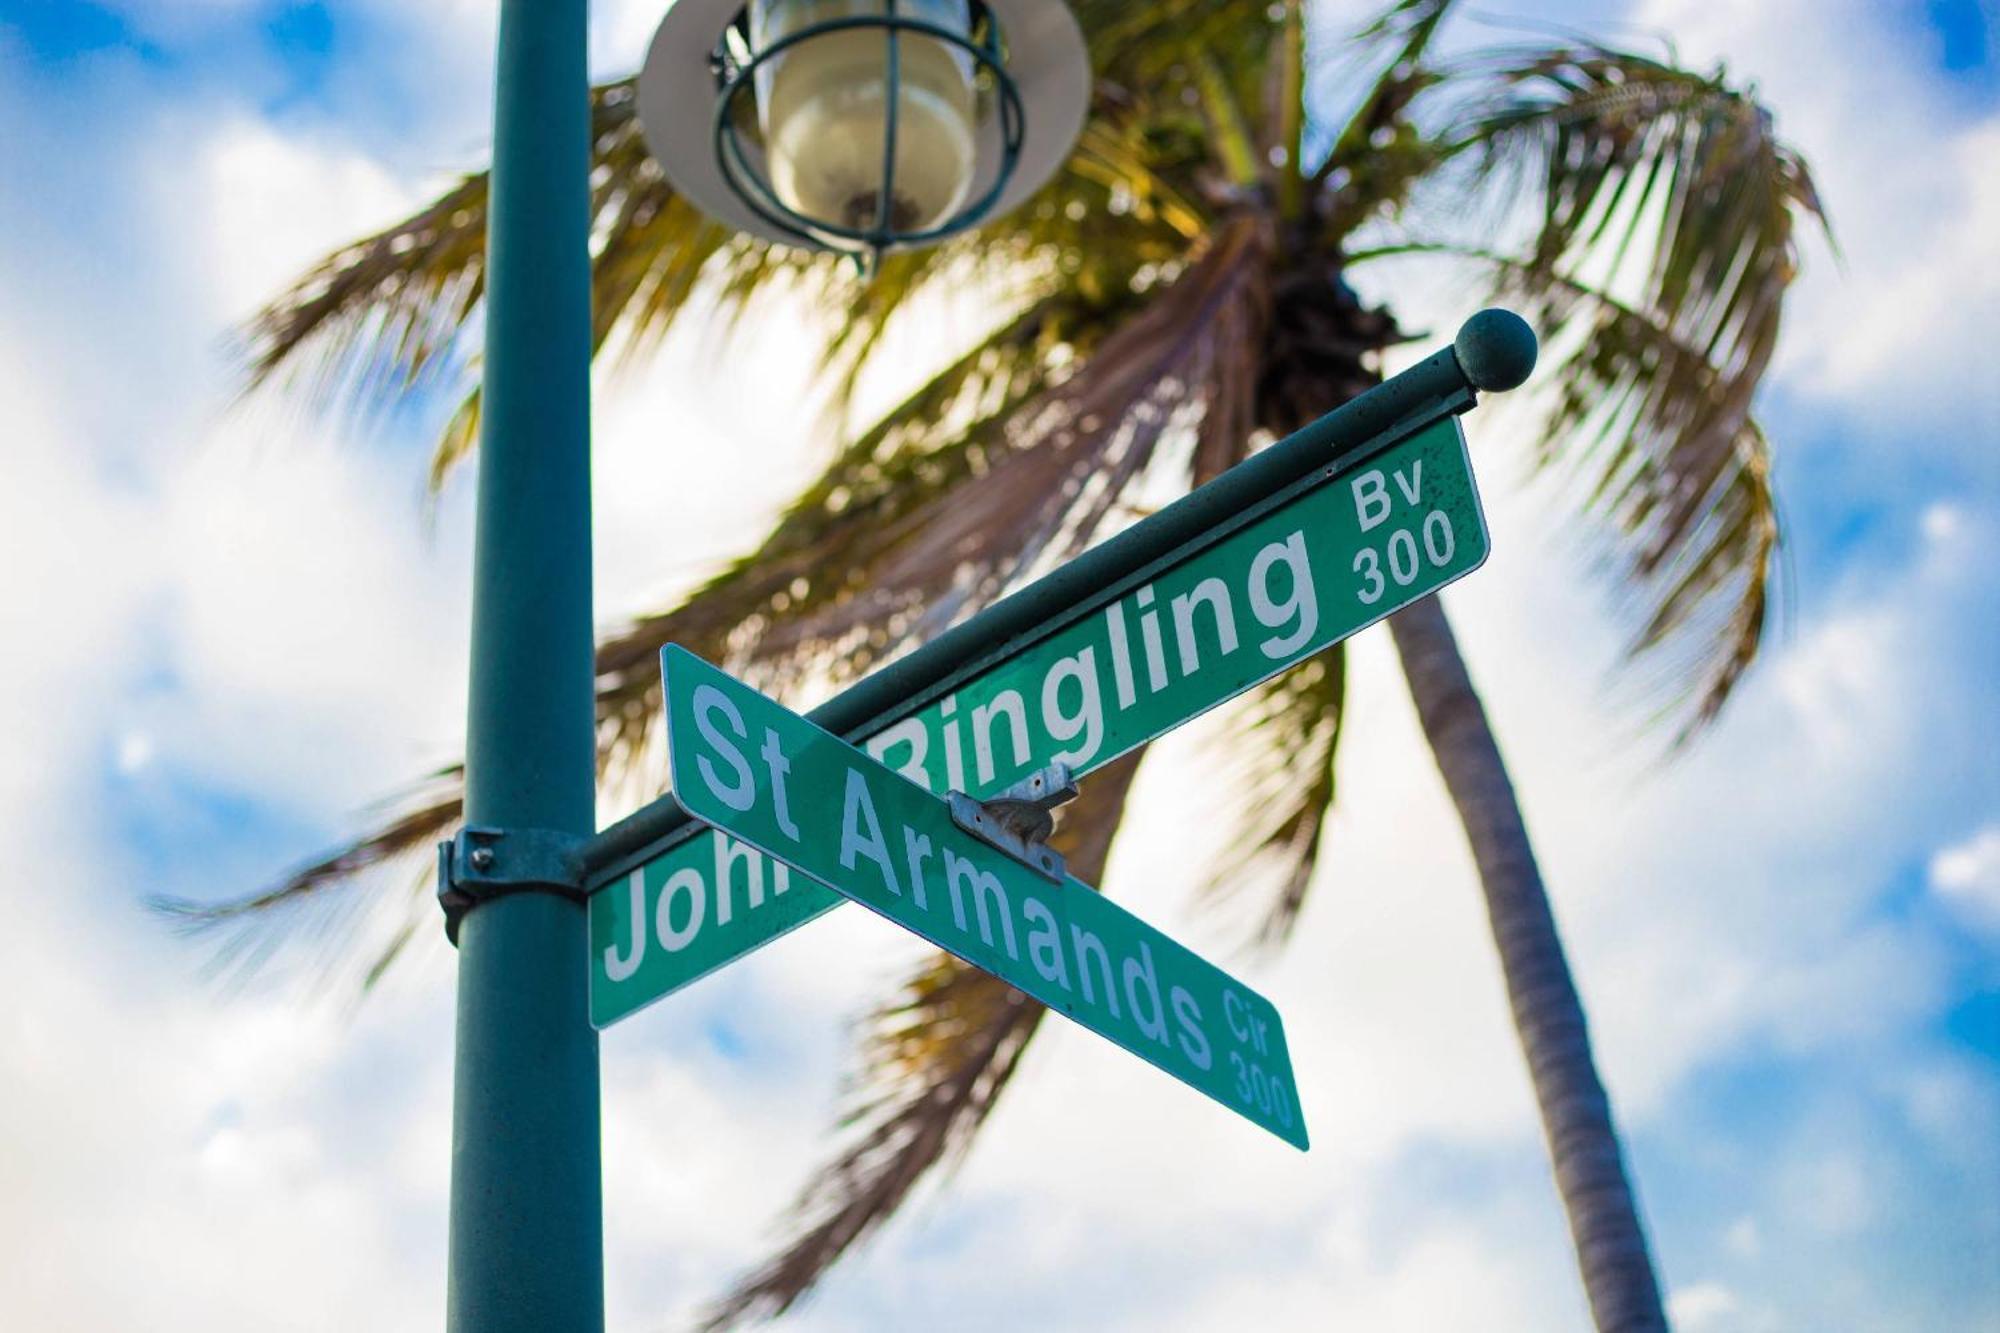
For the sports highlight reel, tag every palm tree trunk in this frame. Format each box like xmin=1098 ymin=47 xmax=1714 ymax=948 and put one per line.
xmin=1389 ymin=592 xmax=1669 ymax=1333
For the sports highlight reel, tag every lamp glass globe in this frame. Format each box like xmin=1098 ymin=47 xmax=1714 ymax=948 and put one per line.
xmin=750 ymin=0 xmax=980 ymax=233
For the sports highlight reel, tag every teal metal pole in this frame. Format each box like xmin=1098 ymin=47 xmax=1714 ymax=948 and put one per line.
xmin=449 ymin=0 xmax=603 ymax=1328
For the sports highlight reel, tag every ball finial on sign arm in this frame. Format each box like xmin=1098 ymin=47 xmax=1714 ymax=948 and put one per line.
xmin=1454 ymin=308 xmax=1539 ymax=393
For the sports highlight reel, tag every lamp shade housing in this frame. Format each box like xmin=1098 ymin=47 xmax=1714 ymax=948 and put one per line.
xmin=637 ymin=0 xmax=1089 ymax=260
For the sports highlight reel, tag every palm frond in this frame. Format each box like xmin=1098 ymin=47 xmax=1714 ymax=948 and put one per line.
xmin=241 ymin=69 xmax=1215 ymax=488
xmin=696 ymin=750 xmax=1144 ymax=1332
xmin=424 ymin=383 xmax=483 ymax=497
xmin=601 ymin=212 xmax=1266 ymax=721
xmin=591 ymin=292 xmax=1104 ymax=776
xmin=1509 ymin=261 xmax=1782 ymax=738
xmin=1194 ymin=49 xmax=1264 ymax=192
xmin=237 ymin=158 xmax=488 ymax=415
xmin=1193 ymin=648 xmax=1345 ymax=947
xmin=1079 ymin=0 xmax=1275 ymax=80
xmin=1269 ymin=0 xmax=1308 ymax=220
xmin=169 ymin=297 xmax=1084 ymax=974
xmin=148 ymin=776 xmax=462 ymax=989
xmin=758 ymin=215 xmax=1269 ymax=662
xmin=1310 ymin=0 xmax=1457 ymax=239
xmin=237 ymin=80 xmax=821 ymax=464
xmin=1418 ymin=46 xmax=1825 ymax=735
xmin=179 ymin=215 xmax=1264 ymax=987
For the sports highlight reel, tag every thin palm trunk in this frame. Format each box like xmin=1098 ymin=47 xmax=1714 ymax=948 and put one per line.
xmin=1390 ymin=592 xmax=1668 ymax=1332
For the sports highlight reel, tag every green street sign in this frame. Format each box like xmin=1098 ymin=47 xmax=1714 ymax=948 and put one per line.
xmin=590 ymin=415 xmax=1486 ymax=1023
xmin=616 ymin=646 xmax=1310 ymax=1147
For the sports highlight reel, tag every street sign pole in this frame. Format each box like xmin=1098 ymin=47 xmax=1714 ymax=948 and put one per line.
xmin=446 ymin=1 xmax=604 ymax=1329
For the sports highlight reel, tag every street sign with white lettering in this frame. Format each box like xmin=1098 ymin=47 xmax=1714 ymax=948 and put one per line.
xmin=589 ymin=415 xmax=1487 ymax=1024
xmin=607 ymin=646 xmax=1309 ymax=1147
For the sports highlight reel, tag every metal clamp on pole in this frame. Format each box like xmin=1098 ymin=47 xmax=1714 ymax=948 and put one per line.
xmin=947 ymin=764 xmax=1079 ymax=883
xmin=437 ymin=826 xmax=590 ymax=944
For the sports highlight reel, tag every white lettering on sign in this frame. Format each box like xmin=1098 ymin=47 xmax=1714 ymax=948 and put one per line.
xmin=1352 ymin=458 xmax=1425 ymax=533
xmin=838 ymin=768 xmax=899 ymax=893
xmin=619 ymin=489 xmax=1458 ymax=1001
xmin=1248 ymin=532 xmax=1317 ymax=658
xmin=1349 ymin=459 xmax=1461 ymax=606
xmin=733 ymin=718 xmax=1253 ymax=1088
xmin=1395 ymin=460 xmax=1424 ymax=506
xmin=1041 ymin=647 xmax=1103 ymax=768
xmin=1124 ymin=941 xmax=1168 ymax=1044
xmin=1135 ymin=585 xmax=1169 ymax=694
xmin=596 ymin=421 xmax=1476 ymax=1087
xmin=656 ymin=866 xmax=705 ymax=951
xmin=598 ymin=838 xmax=794 ymax=979
xmin=692 ymin=685 xmax=755 ymax=811
xmin=864 ymin=715 xmax=929 ymax=782
xmin=759 ymin=729 xmax=800 ymax=840
xmin=943 ymin=848 xmax=1017 ymax=957
xmin=1352 ymin=468 xmax=1392 ymax=532
xmin=603 ymin=873 xmax=646 ymax=983
xmin=1171 ymin=579 xmax=1237 ymax=675
xmin=851 ymin=529 xmax=1324 ymax=798
xmin=972 ymin=690 xmax=1030 ymax=785
xmin=714 ymin=834 xmax=767 ymax=925
xmin=648 ymin=645 xmax=1314 ymax=1144
xmin=1173 ymin=988 xmax=1212 ymax=1069
xmin=902 ymin=827 xmax=934 ymax=911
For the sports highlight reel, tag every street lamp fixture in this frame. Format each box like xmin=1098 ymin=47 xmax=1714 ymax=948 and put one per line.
xmin=638 ymin=0 xmax=1090 ymax=265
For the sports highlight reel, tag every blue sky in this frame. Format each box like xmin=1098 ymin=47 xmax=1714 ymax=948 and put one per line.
xmin=0 ymin=2 xmax=1995 ymax=1330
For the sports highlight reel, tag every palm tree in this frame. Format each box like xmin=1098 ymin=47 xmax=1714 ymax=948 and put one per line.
xmin=171 ymin=1 xmax=1827 ymax=1327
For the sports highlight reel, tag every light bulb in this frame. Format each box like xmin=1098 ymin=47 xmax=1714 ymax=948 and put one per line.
xmin=751 ymin=0 xmax=979 ymax=234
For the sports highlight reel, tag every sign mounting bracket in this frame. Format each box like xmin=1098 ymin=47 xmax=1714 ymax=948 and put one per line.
xmin=437 ymin=825 xmax=590 ymax=943
xmin=946 ymin=763 xmax=1078 ymax=884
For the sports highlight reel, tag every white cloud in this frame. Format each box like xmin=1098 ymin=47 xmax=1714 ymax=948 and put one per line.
xmin=588 ymin=298 xmax=834 ymax=625
xmin=199 ymin=119 xmax=422 ymax=325
xmin=1930 ymin=825 xmax=2000 ymax=934
xmin=0 ymin=312 xmax=451 ymax=1332
xmin=1668 ymin=1281 xmax=1739 ymax=1331
xmin=0 ymin=330 xmax=156 ymax=837
xmin=0 ymin=880 xmax=453 ymax=1332
xmin=1635 ymin=0 xmax=2000 ymax=435
xmin=1921 ymin=503 xmax=1965 ymax=545
xmin=148 ymin=416 xmax=469 ymax=814
xmin=0 ymin=90 xmax=904 ymax=1330
xmin=1779 ymin=1152 xmax=1874 ymax=1237
xmin=1154 ymin=1221 xmax=1581 ymax=1333
xmin=1788 ymin=119 xmax=2000 ymax=413
xmin=1455 ymin=479 xmax=1998 ymax=1113
xmin=592 ymin=0 xmax=668 ymax=78
xmin=1880 ymin=1052 xmax=2000 ymax=1168
xmin=114 ymin=731 xmax=154 ymax=775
